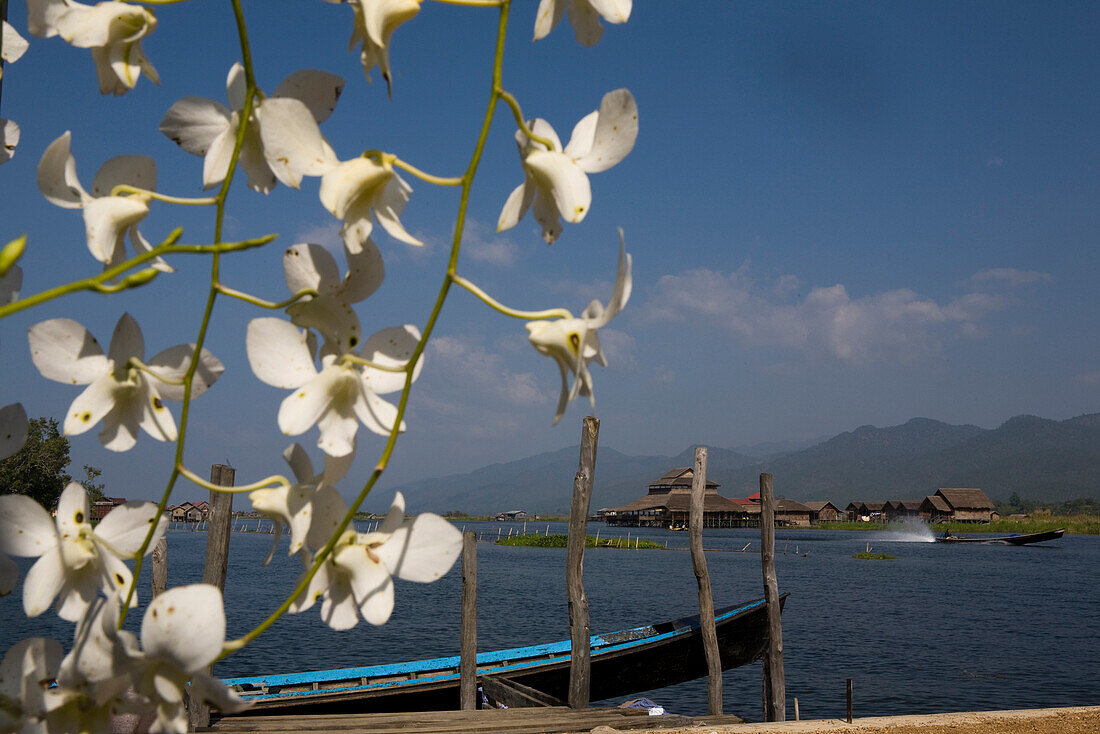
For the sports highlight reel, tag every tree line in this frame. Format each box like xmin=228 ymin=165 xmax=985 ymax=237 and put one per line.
xmin=0 ymin=417 xmax=106 ymax=509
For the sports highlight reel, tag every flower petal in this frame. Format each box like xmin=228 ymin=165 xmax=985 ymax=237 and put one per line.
xmin=320 ymin=577 xmax=360 ymax=630
xmin=339 ymin=237 xmax=385 ymax=304
xmin=273 ymin=69 xmax=345 ymax=124
xmin=282 ymin=443 xmax=316 ymax=484
xmin=533 ymin=0 xmax=566 ymax=41
xmin=496 ymin=179 xmax=534 ymax=233
xmin=146 ymin=345 xmax=225 ymax=400
xmin=374 ymin=175 xmax=422 ymax=246
xmin=246 ymin=318 xmax=317 ymax=389
xmin=108 ymin=313 xmax=145 ymax=365
xmin=0 ymin=118 xmax=19 ymax=164
xmin=0 ymin=493 xmax=57 ymax=556
xmin=284 ymin=244 xmax=341 ymax=296
xmin=98 ymin=405 xmax=139 ymax=452
xmin=0 ymin=553 xmax=16 ymax=596
xmin=94 ymin=501 xmax=166 ymax=556
xmin=238 ymin=126 xmax=277 ymax=194
xmin=226 ymin=63 xmax=247 ymax=110
xmin=256 ymin=98 xmax=338 ymax=188
xmin=91 ymin=155 xmax=157 ymax=196
xmin=0 ymin=403 xmax=28 ymax=460
xmin=315 ymin=403 xmax=360 ymax=457
xmin=23 ymin=548 xmax=65 ymax=617
xmin=63 ymin=373 xmax=119 ymax=437
xmin=83 ymin=195 xmax=148 ymax=265
xmin=304 ymin=486 xmax=348 ymax=551
xmin=319 ymin=157 xmax=388 ymax=219
xmin=37 ymin=132 xmax=89 ymax=209
xmin=566 ymin=0 xmax=604 ymax=47
xmin=352 ymin=390 xmax=400 ymax=437
xmin=525 ymin=150 xmax=591 ymax=224
xmin=138 ymin=384 xmax=177 ymax=442
xmin=277 ymin=366 xmax=344 ymax=437
xmin=141 ymin=584 xmax=225 ymax=673
xmin=202 ymin=126 xmax=237 ymax=189
xmin=350 ymin=556 xmax=393 ymax=626
xmin=159 ymin=96 xmax=232 ymax=157
xmin=376 ymin=513 xmax=462 ymax=583
xmin=27 ymin=318 xmax=109 ymax=385
xmin=2 ymin=21 xmax=30 ymax=64
xmin=0 ymin=263 xmax=21 ymax=305
xmin=571 ymin=89 xmax=638 ymax=174
xmin=588 ymin=0 xmax=632 ymax=24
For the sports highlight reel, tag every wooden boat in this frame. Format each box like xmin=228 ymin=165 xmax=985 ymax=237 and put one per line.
xmin=934 ymin=528 xmax=1065 ymax=545
xmin=222 ymin=595 xmax=785 ymax=716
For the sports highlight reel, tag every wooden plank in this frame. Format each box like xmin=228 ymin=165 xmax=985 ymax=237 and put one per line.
xmin=759 ymin=472 xmax=786 ymax=722
xmin=151 ymin=536 xmax=167 ymax=599
xmin=689 ymin=447 xmax=722 ymax=715
xmin=478 ymin=674 xmax=563 ymax=708
xmin=460 ymin=531 xmax=477 ymax=711
xmin=566 ymin=416 xmax=599 ymax=709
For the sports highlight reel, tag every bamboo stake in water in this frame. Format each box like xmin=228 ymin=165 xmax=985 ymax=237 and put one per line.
xmin=760 ymin=473 xmax=786 ymax=721
xmin=567 ymin=416 xmax=599 ymax=709
xmin=459 ymin=532 xmax=477 ymax=710
xmin=689 ymin=447 xmax=722 ymax=715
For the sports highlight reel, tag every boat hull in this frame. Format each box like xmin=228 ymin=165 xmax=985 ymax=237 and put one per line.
xmin=934 ymin=528 xmax=1065 ymax=545
xmin=223 ymin=595 xmax=784 ymax=715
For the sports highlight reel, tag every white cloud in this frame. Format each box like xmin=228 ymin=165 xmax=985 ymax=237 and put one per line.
xmin=1076 ymin=371 xmax=1100 ymax=386
xmin=643 ymin=267 xmax=1012 ymax=364
xmin=595 ymin=328 xmax=637 ymax=371
xmin=427 ymin=336 xmax=545 ymax=407
xmin=967 ymin=268 xmax=1054 ymax=287
xmin=650 ymin=365 xmax=676 ymax=385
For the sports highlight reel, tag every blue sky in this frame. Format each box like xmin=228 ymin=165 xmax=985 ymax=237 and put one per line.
xmin=1 ymin=1 xmax=1098 ymax=509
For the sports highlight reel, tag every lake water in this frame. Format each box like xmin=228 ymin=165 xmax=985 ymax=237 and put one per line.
xmin=3 ymin=521 xmax=1098 ymax=721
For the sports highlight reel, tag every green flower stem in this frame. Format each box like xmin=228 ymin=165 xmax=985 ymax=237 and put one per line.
xmin=497 ymin=89 xmax=555 ymax=150
xmin=392 ymin=158 xmax=464 ymax=186
xmin=224 ymin=0 xmax=516 ymax=656
xmin=452 ymin=273 xmax=572 ymax=320
xmin=108 ymin=185 xmax=218 ymax=206
xmin=216 ymin=284 xmax=318 ymax=309
xmin=121 ymin=0 xmax=262 ymax=627
xmin=178 ymin=464 xmax=290 ymax=494
xmin=0 ymin=233 xmax=275 ymax=320
xmin=128 ymin=358 xmax=185 ymax=386
xmin=339 ymin=354 xmax=408 ymax=373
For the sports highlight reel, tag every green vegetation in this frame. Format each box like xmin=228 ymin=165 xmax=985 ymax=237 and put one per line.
xmin=497 ymin=533 xmax=664 ymax=549
xmin=934 ymin=517 xmax=1099 ymax=535
xmin=852 ymin=551 xmax=896 ymax=560
xmin=996 ymin=492 xmax=1100 ymax=517
xmin=0 ymin=417 xmax=105 ymax=510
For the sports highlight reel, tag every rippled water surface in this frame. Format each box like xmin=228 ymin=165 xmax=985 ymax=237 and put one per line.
xmin=4 ymin=522 xmax=1097 ymax=720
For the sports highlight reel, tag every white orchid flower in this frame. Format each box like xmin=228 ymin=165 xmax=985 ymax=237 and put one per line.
xmin=319 ymin=155 xmax=422 ymax=254
xmin=526 ymin=235 xmax=631 ymax=424
xmin=322 ymin=0 xmax=421 ymax=94
xmin=0 ymin=119 xmax=18 ymax=164
xmin=2 ymin=21 xmax=30 ymax=69
xmin=250 ymin=442 xmax=354 ymax=561
xmin=160 ymin=63 xmax=343 ymax=193
xmin=246 ymin=318 xmax=422 ymax=457
xmin=37 ymin=132 xmax=172 ymax=272
xmin=130 ymin=585 xmax=246 ymax=732
xmin=497 ymin=89 xmax=638 ymax=244
xmin=0 ymin=402 xmax=28 ymax=460
xmin=290 ymin=491 xmax=461 ymax=629
xmin=284 ymin=241 xmax=385 ymax=354
xmin=0 ymin=637 xmax=63 ymax=732
xmin=533 ymin=0 xmax=631 ymax=46
xmin=0 ymin=482 xmax=167 ymax=620
xmin=45 ymin=595 xmax=142 ymax=731
xmin=28 ymin=313 xmax=224 ymax=451
xmin=36 ymin=0 xmax=161 ymax=95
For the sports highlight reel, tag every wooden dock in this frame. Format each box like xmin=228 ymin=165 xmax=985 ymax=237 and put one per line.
xmin=205 ymin=706 xmax=746 ymax=733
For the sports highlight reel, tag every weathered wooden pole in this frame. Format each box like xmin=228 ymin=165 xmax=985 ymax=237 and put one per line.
xmin=151 ymin=537 xmax=167 ymax=599
xmin=188 ymin=464 xmax=234 ymax=731
xmin=460 ymin=531 xmax=477 ymax=710
xmin=567 ymin=416 xmax=599 ymax=709
xmin=689 ymin=447 xmax=722 ymax=715
xmin=760 ymin=473 xmax=786 ymax=721
xmin=846 ymin=678 xmax=853 ymax=723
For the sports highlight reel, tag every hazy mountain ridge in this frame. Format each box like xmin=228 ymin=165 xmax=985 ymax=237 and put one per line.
xmin=389 ymin=413 xmax=1100 ymax=513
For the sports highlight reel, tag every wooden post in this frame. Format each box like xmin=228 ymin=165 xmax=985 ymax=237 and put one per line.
xmin=846 ymin=678 xmax=853 ymax=723
xmin=689 ymin=447 xmax=722 ymax=715
xmin=567 ymin=416 xmax=599 ymax=709
xmin=151 ymin=537 xmax=167 ymax=599
xmin=188 ymin=464 xmax=234 ymax=731
xmin=794 ymin=697 xmax=800 ymax=721
xmin=460 ymin=531 xmax=477 ymax=711
xmin=760 ymin=473 xmax=785 ymax=721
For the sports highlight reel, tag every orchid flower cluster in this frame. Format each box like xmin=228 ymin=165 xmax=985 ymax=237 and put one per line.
xmin=0 ymin=0 xmax=636 ymax=730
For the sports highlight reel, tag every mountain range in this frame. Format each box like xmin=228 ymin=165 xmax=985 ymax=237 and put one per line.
xmin=389 ymin=413 xmax=1100 ymax=515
